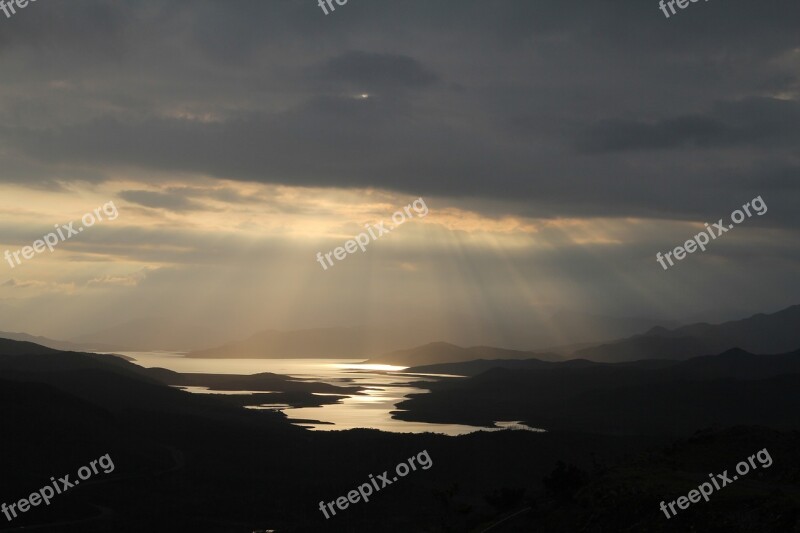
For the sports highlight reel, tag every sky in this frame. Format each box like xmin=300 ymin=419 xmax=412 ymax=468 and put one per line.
xmin=0 ymin=0 xmax=798 ymax=347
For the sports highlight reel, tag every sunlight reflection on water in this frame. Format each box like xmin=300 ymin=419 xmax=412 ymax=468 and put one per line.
xmin=120 ymin=352 xmax=546 ymax=436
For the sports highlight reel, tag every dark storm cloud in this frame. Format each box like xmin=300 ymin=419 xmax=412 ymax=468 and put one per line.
xmin=313 ymin=51 xmax=438 ymax=91
xmin=577 ymin=98 xmax=800 ymax=152
xmin=578 ymin=116 xmax=734 ymax=153
xmin=0 ymin=0 xmax=799 ymax=224
xmin=1 ymin=97 xmax=500 ymax=196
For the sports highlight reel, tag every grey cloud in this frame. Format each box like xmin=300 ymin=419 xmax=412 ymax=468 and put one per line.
xmin=313 ymin=51 xmax=438 ymax=92
xmin=0 ymin=0 xmax=798 ymax=226
xmin=577 ymin=116 xmax=734 ymax=152
xmin=578 ymin=98 xmax=800 ymax=153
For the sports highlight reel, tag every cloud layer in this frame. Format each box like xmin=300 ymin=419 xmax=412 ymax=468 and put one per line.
xmin=0 ymin=1 xmax=796 ymax=220
xmin=0 ymin=0 xmax=798 ymax=343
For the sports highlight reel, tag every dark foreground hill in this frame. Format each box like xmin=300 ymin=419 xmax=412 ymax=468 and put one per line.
xmin=3 ymin=338 xmax=799 ymax=531
xmin=0 ymin=337 xmax=60 ymax=355
xmin=0 ymin=338 xmax=650 ymax=531
xmin=514 ymin=426 xmax=800 ymax=532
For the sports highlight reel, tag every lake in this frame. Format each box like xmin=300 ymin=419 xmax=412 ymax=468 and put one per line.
xmin=119 ymin=352 xmax=544 ymax=436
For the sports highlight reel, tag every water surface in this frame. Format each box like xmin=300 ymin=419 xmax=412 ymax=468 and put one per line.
xmin=119 ymin=352 xmax=544 ymax=436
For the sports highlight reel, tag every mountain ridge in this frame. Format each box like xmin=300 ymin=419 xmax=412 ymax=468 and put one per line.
xmin=570 ymin=304 xmax=800 ymax=362
xmin=368 ymin=341 xmax=563 ymax=367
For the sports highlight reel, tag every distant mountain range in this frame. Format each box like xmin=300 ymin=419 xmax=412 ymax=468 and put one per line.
xmin=187 ymin=304 xmax=800 ymax=365
xmin=8 ymin=305 xmax=798 ymax=368
xmin=571 ymin=304 xmax=800 ymax=362
xmin=369 ymin=342 xmax=562 ymax=367
xmin=533 ymin=309 xmax=680 ymax=348
xmin=0 ymin=331 xmax=119 ymax=353
xmin=60 ymin=308 xmax=681 ymax=357
xmin=369 ymin=304 xmax=800 ymax=366
xmin=70 ymin=317 xmax=236 ymax=352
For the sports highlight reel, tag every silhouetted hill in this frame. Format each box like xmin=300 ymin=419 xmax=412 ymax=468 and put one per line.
xmin=0 ymin=337 xmax=60 ymax=355
xmin=150 ymin=368 xmax=364 ymax=395
xmin=408 ymin=357 xmax=556 ymax=376
xmin=663 ymin=347 xmax=800 ymax=379
xmin=4 ymin=338 xmax=799 ymax=530
xmin=369 ymin=341 xmax=562 ymax=367
xmin=0 ymin=339 xmax=288 ymax=424
xmin=572 ymin=304 xmax=800 ymax=362
xmin=408 ymin=357 xmax=554 ymax=376
xmin=395 ymin=348 xmax=800 ymax=436
xmin=540 ymin=310 xmax=680 ymax=346
xmin=0 ymin=331 xmax=120 ymax=352
xmin=481 ymin=310 xmax=681 ymax=351
xmin=408 ymin=357 xmax=687 ymax=376
xmin=0 ymin=339 xmax=665 ymax=531
xmin=522 ymin=426 xmax=800 ymax=532
xmin=0 ymin=342 xmax=154 ymax=380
